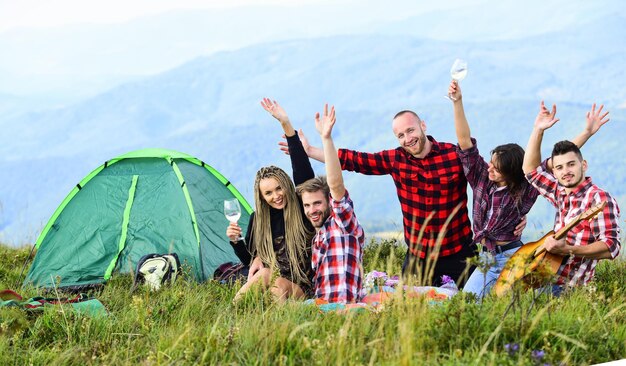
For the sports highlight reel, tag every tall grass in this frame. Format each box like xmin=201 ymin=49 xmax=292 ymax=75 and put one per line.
xmin=1 ymin=241 xmax=625 ymax=365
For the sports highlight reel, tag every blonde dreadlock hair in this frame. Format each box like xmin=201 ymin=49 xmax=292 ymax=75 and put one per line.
xmin=252 ymin=166 xmax=314 ymax=286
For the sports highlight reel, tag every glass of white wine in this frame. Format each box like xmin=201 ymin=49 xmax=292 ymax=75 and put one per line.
xmin=224 ymin=198 xmax=244 ymax=241
xmin=446 ymin=58 xmax=468 ymax=101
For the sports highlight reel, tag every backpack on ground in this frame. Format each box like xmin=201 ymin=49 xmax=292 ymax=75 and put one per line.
xmin=131 ymin=253 xmax=181 ymax=292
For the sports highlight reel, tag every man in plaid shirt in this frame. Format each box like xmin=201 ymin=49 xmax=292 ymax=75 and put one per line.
xmin=298 ymin=110 xmax=497 ymax=286
xmin=523 ymin=101 xmax=621 ymax=291
xmin=297 ymin=104 xmax=365 ymax=303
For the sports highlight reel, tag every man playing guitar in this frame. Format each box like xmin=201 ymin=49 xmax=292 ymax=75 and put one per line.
xmin=522 ymin=102 xmax=621 ymax=294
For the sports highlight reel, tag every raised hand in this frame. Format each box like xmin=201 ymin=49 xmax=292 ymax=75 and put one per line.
xmin=314 ymin=104 xmax=336 ymax=138
xmin=278 ymin=128 xmax=311 ymax=155
xmin=534 ymin=100 xmax=559 ymax=131
xmin=448 ymin=80 xmax=462 ymax=102
xmin=260 ymin=98 xmax=289 ymax=124
xmin=584 ymin=103 xmax=610 ymax=136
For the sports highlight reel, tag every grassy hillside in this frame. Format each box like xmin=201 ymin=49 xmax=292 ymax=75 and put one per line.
xmin=1 ymin=241 xmax=625 ymax=365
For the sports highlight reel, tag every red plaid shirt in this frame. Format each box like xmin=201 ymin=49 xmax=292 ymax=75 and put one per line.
xmin=311 ymin=190 xmax=365 ymax=303
xmin=457 ymin=139 xmax=539 ymax=251
xmin=338 ymin=136 xmax=472 ymax=259
xmin=527 ymin=161 xmax=621 ymax=286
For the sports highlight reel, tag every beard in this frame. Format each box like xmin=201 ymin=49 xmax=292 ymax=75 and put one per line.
xmin=310 ymin=207 xmax=331 ymax=228
xmin=404 ymin=135 xmax=426 ymax=156
xmin=562 ymin=178 xmax=583 ymax=188
xmin=560 ymin=169 xmax=584 ymax=188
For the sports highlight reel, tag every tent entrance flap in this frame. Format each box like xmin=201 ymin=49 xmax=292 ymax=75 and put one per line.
xmin=104 ymin=175 xmax=138 ymax=280
xmin=170 ymin=159 xmax=204 ymax=280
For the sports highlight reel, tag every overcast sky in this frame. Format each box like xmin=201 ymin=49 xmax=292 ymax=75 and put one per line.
xmin=0 ymin=0 xmax=620 ymax=99
xmin=0 ymin=0 xmax=468 ymax=98
xmin=0 ymin=0 xmax=444 ymax=32
xmin=0 ymin=0 xmax=321 ymax=31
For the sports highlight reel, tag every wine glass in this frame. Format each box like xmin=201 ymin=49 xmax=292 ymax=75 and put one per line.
xmin=446 ymin=58 xmax=468 ymax=101
xmin=224 ymin=198 xmax=244 ymax=241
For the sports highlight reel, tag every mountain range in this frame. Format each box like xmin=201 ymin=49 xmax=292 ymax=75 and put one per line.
xmin=1 ymin=11 xmax=625 ymax=245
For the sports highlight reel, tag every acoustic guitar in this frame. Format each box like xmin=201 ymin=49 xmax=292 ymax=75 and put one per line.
xmin=493 ymin=202 xmax=606 ymax=297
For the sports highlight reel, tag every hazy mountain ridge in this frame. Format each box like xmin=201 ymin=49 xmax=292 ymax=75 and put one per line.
xmin=2 ymin=0 xmax=623 ymax=98
xmin=1 ymin=22 xmax=625 ymax=245
xmin=371 ymin=1 xmax=625 ymax=42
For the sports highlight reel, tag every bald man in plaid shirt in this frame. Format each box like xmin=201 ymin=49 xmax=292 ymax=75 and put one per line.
xmin=297 ymin=104 xmax=365 ymax=303
xmin=523 ymin=101 xmax=621 ymax=293
xmin=294 ymin=110 xmax=519 ymax=287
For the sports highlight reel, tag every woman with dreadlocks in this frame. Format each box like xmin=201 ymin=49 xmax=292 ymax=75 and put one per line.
xmin=226 ymin=98 xmax=315 ymax=302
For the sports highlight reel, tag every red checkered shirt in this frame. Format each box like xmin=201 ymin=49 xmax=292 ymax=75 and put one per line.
xmin=527 ymin=161 xmax=621 ymax=286
xmin=311 ymin=190 xmax=365 ymax=303
xmin=338 ymin=136 xmax=472 ymax=259
xmin=457 ymin=139 xmax=539 ymax=251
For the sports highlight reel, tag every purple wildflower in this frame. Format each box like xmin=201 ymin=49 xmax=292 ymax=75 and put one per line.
xmin=384 ymin=276 xmax=399 ymax=286
xmin=370 ymin=271 xmax=387 ymax=278
xmin=531 ymin=350 xmax=545 ymax=362
xmin=504 ymin=343 xmax=519 ymax=356
xmin=441 ymin=275 xmax=454 ymax=286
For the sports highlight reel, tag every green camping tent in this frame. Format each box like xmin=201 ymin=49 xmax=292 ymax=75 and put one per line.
xmin=24 ymin=148 xmax=252 ymax=289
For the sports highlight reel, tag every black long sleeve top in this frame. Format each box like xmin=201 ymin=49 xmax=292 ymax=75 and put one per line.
xmin=231 ymin=132 xmax=315 ymax=283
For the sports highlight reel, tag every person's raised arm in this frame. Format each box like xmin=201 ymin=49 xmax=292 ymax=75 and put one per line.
xmin=261 ymin=98 xmax=314 ymax=184
xmin=570 ymin=103 xmax=610 ymax=148
xmin=523 ymin=101 xmax=559 ymax=174
xmin=261 ymin=98 xmax=296 ymax=136
xmin=315 ymin=104 xmax=345 ymax=200
xmin=449 ymin=80 xmax=472 ymax=150
xmin=278 ymin=129 xmax=326 ymax=162
xmin=306 ymin=145 xmax=326 ymax=162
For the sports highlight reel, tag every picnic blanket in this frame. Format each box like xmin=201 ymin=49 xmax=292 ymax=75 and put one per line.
xmin=307 ymin=271 xmax=459 ymax=313
xmin=0 ymin=289 xmax=108 ymax=318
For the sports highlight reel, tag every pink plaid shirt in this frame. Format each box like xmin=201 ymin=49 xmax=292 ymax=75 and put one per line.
xmin=527 ymin=161 xmax=621 ymax=286
xmin=311 ymin=190 xmax=365 ymax=303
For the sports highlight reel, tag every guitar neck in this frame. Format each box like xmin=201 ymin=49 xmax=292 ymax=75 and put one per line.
xmin=553 ymin=220 xmax=577 ymax=240
xmin=553 ymin=202 xmax=606 ymax=240
xmin=535 ymin=215 xmax=582 ymax=257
